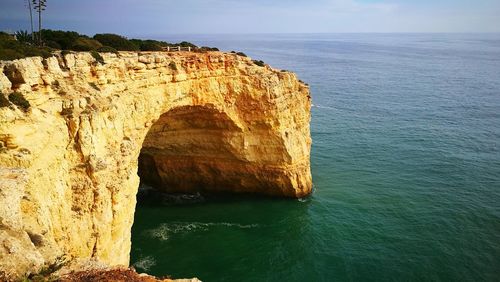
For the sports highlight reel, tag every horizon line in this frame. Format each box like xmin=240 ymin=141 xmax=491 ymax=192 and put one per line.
xmin=3 ymin=28 xmax=500 ymax=37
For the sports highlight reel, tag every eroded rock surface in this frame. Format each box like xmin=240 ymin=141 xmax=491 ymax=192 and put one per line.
xmin=0 ymin=51 xmax=311 ymax=279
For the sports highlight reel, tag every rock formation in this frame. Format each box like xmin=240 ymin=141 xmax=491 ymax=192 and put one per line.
xmin=0 ymin=51 xmax=311 ymax=279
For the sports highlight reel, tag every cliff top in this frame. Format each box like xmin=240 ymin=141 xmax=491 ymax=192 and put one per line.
xmin=0 ymin=29 xmax=214 ymax=61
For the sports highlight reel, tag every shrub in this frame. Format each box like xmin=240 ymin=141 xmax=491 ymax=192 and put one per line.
xmin=61 ymin=50 xmax=72 ymax=56
xmin=0 ymin=94 xmax=10 ymax=108
xmin=253 ymin=60 xmax=265 ymax=67
xmin=0 ymin=29 xmax=210 ymax=60
xmin=90 ymin=51 xmax=104 ymax=64
xmin=0 ymin=49 xmax=23 ymax=60
xmin=97 ymin=46 xmax=118 ymax=53
xmin=139 ymin=42 xmax=163 ymax=51
xmin=0 ymin=32 xmax=14 ymax=40
xmin=23 ymin=47 xmax=53 ymax=59
xmin=45 ymin=40 xmax=62 ymax=49
xmin=169 ymin=62 xmax=177 ymax=71
xmin=93 ymin=34 xmax=139 ymax=51
xmin=236 ymin=52 xmax=247 ymax=57
xmin=8 ymin=92 xmax=30 ymax=111
xmin=41 ymin=29 xmax=80 ymax=50
xmin=0 ymin=34 xmax=53 ymax=60
xmin=15 ymin=30 xmax=33 ymax=44
xmin=130 ymin=39 xmax=172 ymax=50
xmin=198 ymin=46 xmax=219 ymax=52
xmin=71 ymin=44 xmax=92 ymax=51
xmin=71 ymin=37 xmax=102 ymax=51
xmin=178 ymin=41 xmax=197 ymax=48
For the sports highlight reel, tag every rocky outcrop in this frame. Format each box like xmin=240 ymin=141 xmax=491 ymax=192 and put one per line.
xmin=0 ymin=51 xmax=311 ymax=279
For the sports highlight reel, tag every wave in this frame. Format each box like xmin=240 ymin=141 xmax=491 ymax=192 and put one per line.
xmin=312 ymin=104 xmax=336 ymax=110
xmin=147 ymin=222 xmax=259 ymax=241
xmin=133 ymin=256 xmax=156 ymax=272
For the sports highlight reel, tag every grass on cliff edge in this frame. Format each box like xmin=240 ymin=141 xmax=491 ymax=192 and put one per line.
xmin=0 ymin=32 xmax=53 ymax=60
xmin=0 ymin=29 xmax=219 ymax=61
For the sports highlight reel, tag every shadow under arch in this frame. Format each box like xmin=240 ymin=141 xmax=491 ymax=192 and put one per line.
xmin=138 ymin=104 xmax=250 ymax=194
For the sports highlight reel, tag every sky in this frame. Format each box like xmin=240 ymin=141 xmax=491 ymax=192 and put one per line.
xmin=1 ymin=0 xmax=499 ymax=36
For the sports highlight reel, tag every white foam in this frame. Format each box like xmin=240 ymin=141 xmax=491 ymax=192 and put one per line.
xmin=312 ymin=104 xmax=336 ymax=110
xmin=147 ymin=222 xmax=259 ymax=241
xmin=148 ymin=226 xmax=170 ymax=241
xmin=133 ymin=256 xmax=156 ymax=272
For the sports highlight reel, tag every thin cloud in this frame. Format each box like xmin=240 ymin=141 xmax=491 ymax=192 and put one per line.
xmin=0 ymin=0 xmax=499 ymax=34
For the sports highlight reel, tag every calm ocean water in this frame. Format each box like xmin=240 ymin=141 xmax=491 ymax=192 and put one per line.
xmin=130 ymin=34 xmax=500 ymax=281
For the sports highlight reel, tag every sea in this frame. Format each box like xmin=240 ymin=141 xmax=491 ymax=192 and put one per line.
xmin=130 ymin=33 xmax=500 ymax=281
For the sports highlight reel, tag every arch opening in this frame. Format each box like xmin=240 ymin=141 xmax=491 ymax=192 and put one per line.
xmin=138 ymin=105 xmax=248 ymax=194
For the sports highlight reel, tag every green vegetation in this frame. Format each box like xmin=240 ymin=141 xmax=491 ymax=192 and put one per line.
xmin=198 ymin=46 xmax=219 ymax=51
xmin=42 ymin=29 xmax=80 ymax=49
xmin=0 ymin=28 xmax=227 ymax=61
xmin=129 ymin=39 xmax=197 ymax=51
xmin=131 ymin=39 xmax=163 ymax=51
xmin=93 ymin=33 xmax=139 ymax=51
xmin=178 ymin=41 xmax=197 ymax=48
xmin=71 ymin=37 xmax=102 ymax=51
xmin=15 ymin=30 xmax=32 ymax=44
xmin=253 ymin=60 xmax=266 ymax=67
xmin=0 ymin=32 xmax=52 ymax=60
xmin=60 ymin=49 xmax=71 ymax=57
xmin=90 ymin=50 xmax=104 ymax=64
xmin=8 ymin=92 xmax=30 ymax=112
xmin=230 ymin=51 xmax=247 ymax=57
xmin=0 ymin=94 xmax=10 ymax=108
xmin=169 ymin=61 xmax=178 ymax=71
xmin=96 ymin=46 xmax=118 ymax=53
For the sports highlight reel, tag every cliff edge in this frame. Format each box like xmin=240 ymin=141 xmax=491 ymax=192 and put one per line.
xmin=0 ymin=51 xmax=311 ymax=279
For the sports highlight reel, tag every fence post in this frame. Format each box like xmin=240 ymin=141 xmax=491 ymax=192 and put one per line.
xmin=188 ymin=47 xmax=191 ymax=52
xmin=178 ymin=46 xmax=181 ymax=51
xmin=167 ymin=46 xmax=170 ymax=52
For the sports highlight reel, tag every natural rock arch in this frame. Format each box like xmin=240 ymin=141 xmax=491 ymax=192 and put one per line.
xmin=0 ymin=51 xmax=311 ymax=279
xmin=138 ymin=104 xmax=308 ymax=195
xmin=138 ymin=104 xmax=247 ymax=193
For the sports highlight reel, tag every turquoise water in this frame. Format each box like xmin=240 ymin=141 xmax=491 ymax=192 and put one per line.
xmin=131 ymin=34 xmax=500 ymax=281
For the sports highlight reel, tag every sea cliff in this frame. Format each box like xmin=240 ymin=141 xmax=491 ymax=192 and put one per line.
xmin=0 ymin=51 xmax=311 ymax=279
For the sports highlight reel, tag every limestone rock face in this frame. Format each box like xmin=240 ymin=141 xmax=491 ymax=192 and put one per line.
xmin=0 ymin=51 xmax=311 ymax=278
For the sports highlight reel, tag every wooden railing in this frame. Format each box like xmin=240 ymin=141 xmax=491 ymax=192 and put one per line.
xmin=162 ymin=46 xmax=193 ymax=52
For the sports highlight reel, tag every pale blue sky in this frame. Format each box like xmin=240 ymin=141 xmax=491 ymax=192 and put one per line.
xmin=1 ymin=0 xmax=499 ymax=35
